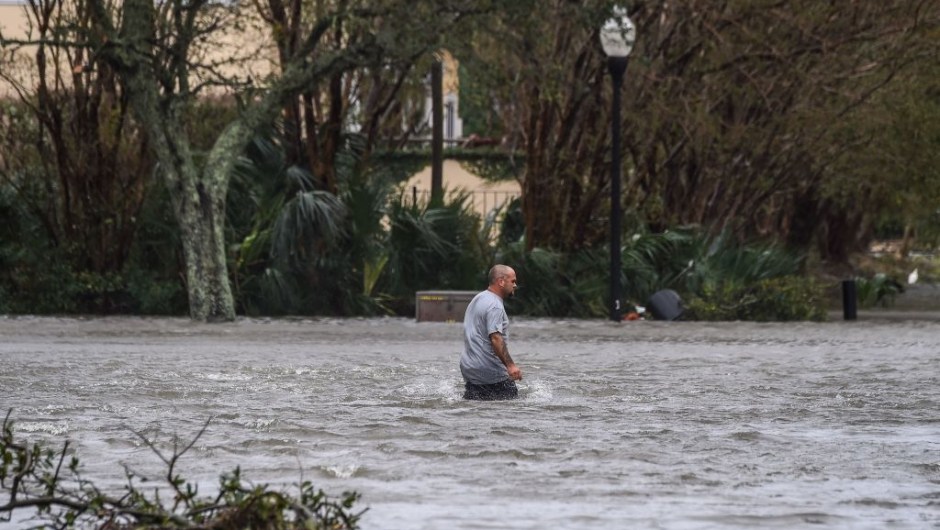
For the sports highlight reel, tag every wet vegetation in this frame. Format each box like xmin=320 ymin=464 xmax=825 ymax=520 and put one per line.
xmin=0 ymin=412 xmax=363 ymax=529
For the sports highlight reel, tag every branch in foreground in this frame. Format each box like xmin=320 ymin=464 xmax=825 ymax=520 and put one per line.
xmin=0 ymin=410 xmax=364 ymax=529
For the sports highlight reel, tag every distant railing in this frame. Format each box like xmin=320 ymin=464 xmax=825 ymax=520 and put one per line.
xmin=406 ymin=186 xmax=520 ymax=218
xmin=396 ymin=135 xmax=505 ymax=150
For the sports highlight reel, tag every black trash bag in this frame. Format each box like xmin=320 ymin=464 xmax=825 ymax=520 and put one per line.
xmin=647 ymin=289 xmax=683 ymax=321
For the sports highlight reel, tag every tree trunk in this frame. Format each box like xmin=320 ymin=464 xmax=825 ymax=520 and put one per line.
xmin=108 ymin=0 xmax=241 ymax=321
xmin=171 ymin=166 xmax=235 ymax=321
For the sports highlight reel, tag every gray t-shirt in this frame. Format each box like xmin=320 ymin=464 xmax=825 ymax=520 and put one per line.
xmin=460 ymin=290 xmax=510 ymax=384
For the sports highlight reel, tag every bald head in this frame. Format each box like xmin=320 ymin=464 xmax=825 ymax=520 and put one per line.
xmin=488 ymin=264 xmax=513 ymax=285
xmin=487 ymin=264 xmax=517 ymax=299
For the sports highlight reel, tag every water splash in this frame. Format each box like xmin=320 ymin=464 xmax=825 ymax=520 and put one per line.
xmin=322 ymin=463 xmax=362 ymax=479
xmin=521 ymin=378 xmax=554 ymax=402
xmin=17 ymin=421 xmax=70 ymax=436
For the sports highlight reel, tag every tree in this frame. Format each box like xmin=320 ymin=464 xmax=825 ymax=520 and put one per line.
xmin=252 ymin=0 xmax=444 ymax=194
xmin=459 ymin=0 xmax=939 ymax=260
xmin=230 ymin=1 xmax=467 ymax=315
xmin=74 ymin=0 xmax=491 ymax=321
xmin=625 ymin=1 xmax=939 ymax=260
xmin=0 ymin=0 xmax=152 ymax=305
xmin=456 ymin=1 xmax=613 ymax=251
xmin=825 ymin=55 xmax=940 ymax=256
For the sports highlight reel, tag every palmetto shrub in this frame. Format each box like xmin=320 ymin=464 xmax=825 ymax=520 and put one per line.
xmin=684 ymin=276 xmax=828 ymax=321
xmin=499 ymin=227 xmax=824 ymax=321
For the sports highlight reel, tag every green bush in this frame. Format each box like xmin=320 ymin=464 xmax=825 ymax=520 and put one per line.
xmin=685 ymin=276 xmax=828 ymax=321
xmin=0 ymin=286 xmax=10 ymax=314
xmin=1 ymin=259 xmax=181 ymax=315
xmin=496 ymin=243 xmax=607 ymax=317
xmin=492 ymin=228 xmax=819 ymax=321
xmin=2 ymin=253 xmax=81 ymax=314
xmin=382 ymin=190 xmax=489 ymax=314
xmin=228 ymin=130 xmax=492 ymax=317
xmin=853 ymin=273 xmax=904 ymax=308
xmin=125 ymin=267 xmax=187 ymax=314
xmin=0 ymin=128 xmax=186 ymax=315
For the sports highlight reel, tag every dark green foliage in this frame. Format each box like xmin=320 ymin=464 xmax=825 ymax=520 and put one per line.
xmin=497 ymin=226 xmax=702 ymax=318
xmin=0 ymin=185 xmax=141 ymax=314
xmin=0 ymin=174 xmax=75 ymax=313
xmin=494 ymin=227 xmax=824 ymax=321
xmin=457 ymin=61 xmax=503 ymax=139
xmin=496 ymin=243 xmax=604 ymax=317
xmin=684 ymin=276 xmax=828 ymax=322
xmin=124 ymin=268 xmax=187 ymax=315
xmin=228 ymin=126 xmax=492 ymax=316
xmin=0 ymin=253 xmax=81 ymax=314
xmin=382 ymin=190 xmax=489 ymax=315
xmin=498 ymin=230 xmax=686 ymax=317
xmin=121 ymin=183 xmax=188 ymax=315
xmin=854 ymin=273 xmax=905 ymax=308
xmin=620 ymin=229 xmax=699 ymax=306
xmin=497 ymin=198 xmax=525 ymax=247
xmin=648 ymin=230 xmax=825 ymax=321
xmin=665 ymin=230 xmax=805 ymax=296
xmin=229 ymin=131 xmax=352 ymax=315
xmin=0 ymin=411 xmax=363 ymax=529
xmin=229 ymin=130 xmax=401 ymax=315
xmin=0 ymin=94 xmax=187 ymax=316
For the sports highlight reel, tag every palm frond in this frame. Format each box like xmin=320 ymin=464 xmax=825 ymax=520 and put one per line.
xmin=271 ymin=190 xmax=348 ymax=265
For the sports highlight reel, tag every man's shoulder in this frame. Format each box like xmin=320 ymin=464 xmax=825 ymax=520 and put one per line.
xmin=476 ymin=289 xmax=502 ymax=303
xmin=469 ymin=290 xmax=503 ymax=310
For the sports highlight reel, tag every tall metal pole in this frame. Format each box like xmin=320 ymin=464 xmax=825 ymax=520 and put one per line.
xmin=608 ymin=56 xmax=628 ymax=322
xmin=431 ymin=58 xmax=444 ymax=207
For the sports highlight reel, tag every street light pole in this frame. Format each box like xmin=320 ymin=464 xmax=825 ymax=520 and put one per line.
xmin=607 ymin=55 xmax=628 ymax=322
xmin=431 ymin=57 xmax=444 ymax=207
xmin=600 ymin=7 xmax=635 ymax=322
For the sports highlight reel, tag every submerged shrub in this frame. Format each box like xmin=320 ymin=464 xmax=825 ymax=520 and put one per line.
xmin=495 ymin=243 xmax=607 ymax=317
xmin=493 ymin=227 xmax=820 ymax=321
xmin=685 ymin=276 xmax=828 ymax=321
xmin=854 ymin=273 xmax=904 ymax=308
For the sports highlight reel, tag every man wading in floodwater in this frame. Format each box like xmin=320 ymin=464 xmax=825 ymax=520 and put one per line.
xmin=460 ymin=264 xmax=523 ymax=400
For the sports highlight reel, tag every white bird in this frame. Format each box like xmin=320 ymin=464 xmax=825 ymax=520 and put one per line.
xmin=908 ymin=268 xmax=919 ymax=285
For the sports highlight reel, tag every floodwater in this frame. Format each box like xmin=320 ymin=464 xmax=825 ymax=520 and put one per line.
xmin=1 ymin=315 xmax=938 ymax=529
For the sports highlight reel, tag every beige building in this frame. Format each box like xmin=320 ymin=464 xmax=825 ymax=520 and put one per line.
xmin=0 ymin=3 xmax=32 ymax=94
xmin=0 ymin=1 xmax=275 ymax=96
xmin=0 ymin=2 xmax=27 ymax=34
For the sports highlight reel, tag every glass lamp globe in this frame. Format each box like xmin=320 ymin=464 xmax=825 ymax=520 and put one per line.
xmin=600 ymin=7 xmax=635 ymax=58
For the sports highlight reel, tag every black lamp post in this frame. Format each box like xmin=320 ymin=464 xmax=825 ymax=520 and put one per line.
xmin=600 ymin=8 xmax=635 ymax=322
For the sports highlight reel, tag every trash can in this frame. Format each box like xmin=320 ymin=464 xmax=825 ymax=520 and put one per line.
xmin=647 ymin=289 xmax=683 ymax=321
xmin=415 ymin=291 xmax=477 ymax=322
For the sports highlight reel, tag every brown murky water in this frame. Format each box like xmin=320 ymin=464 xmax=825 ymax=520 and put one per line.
xmin=1 ymin=316 xmax=938 ymax=529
